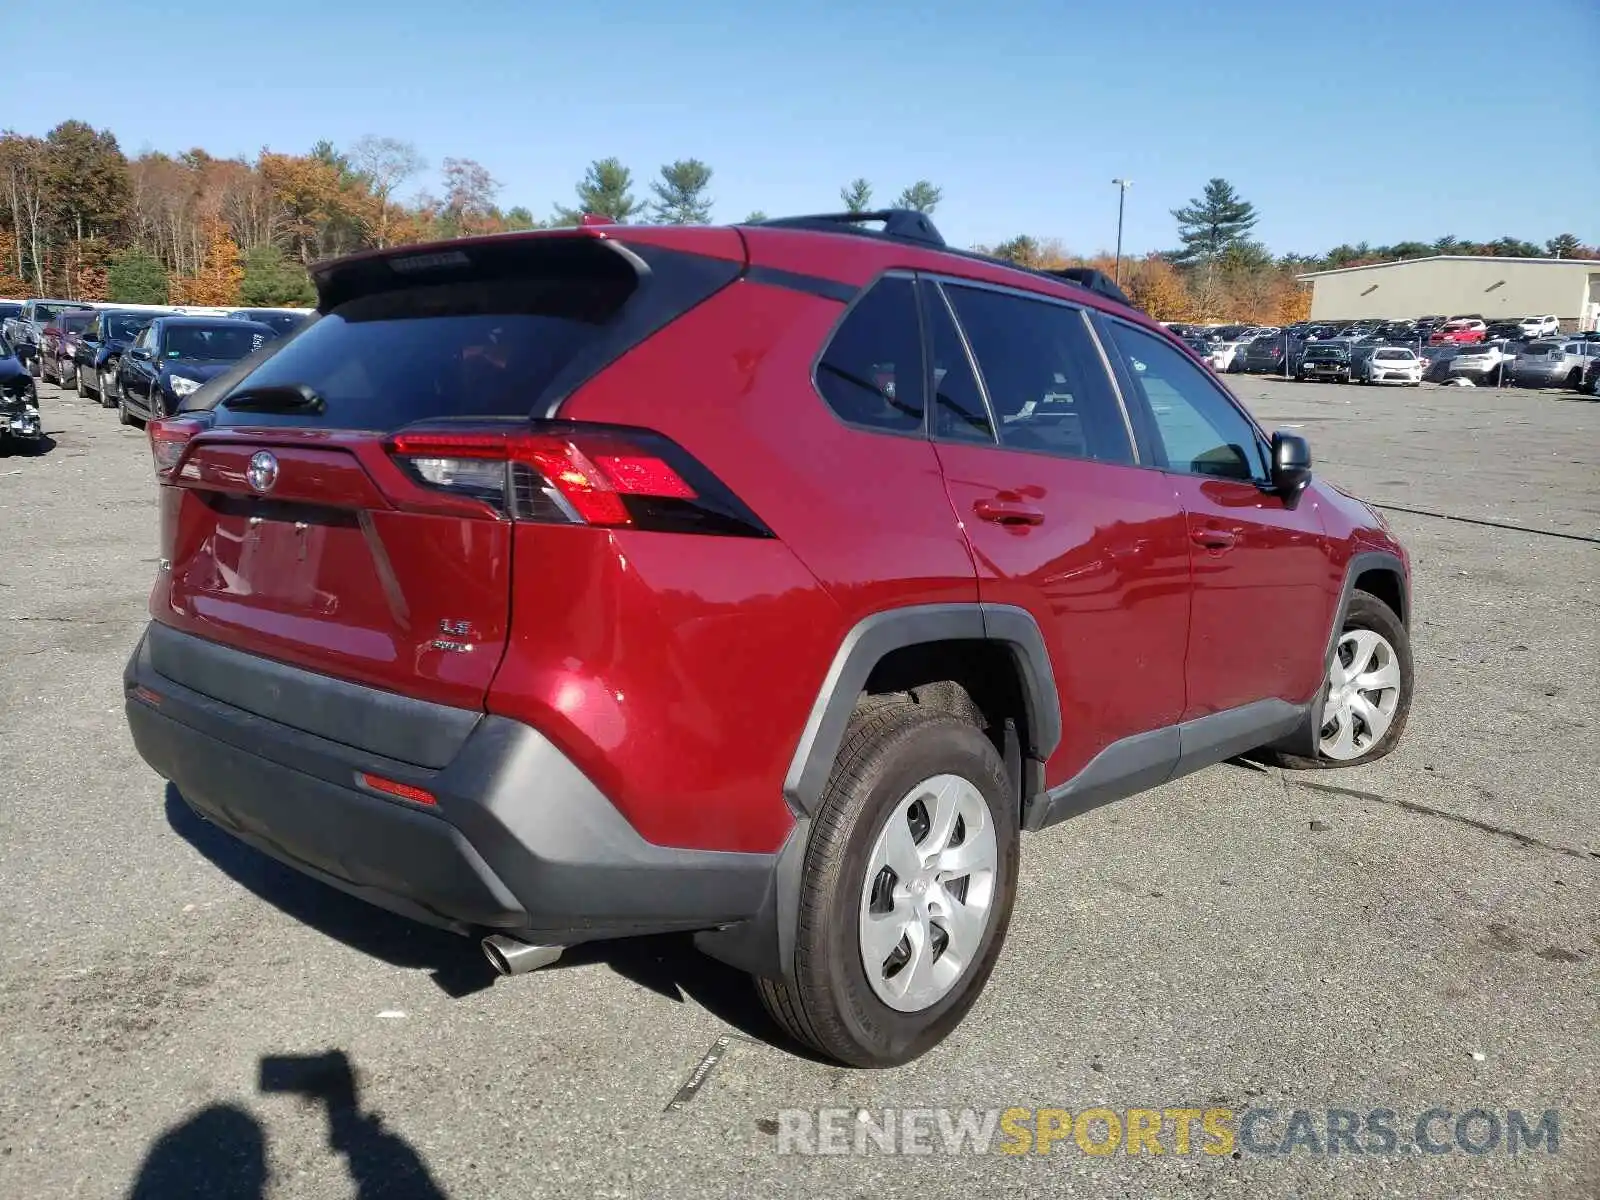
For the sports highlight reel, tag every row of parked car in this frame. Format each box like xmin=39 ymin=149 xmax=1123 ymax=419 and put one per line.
xmin=0 ymin=298 xmax=311 ymax=446
xmin=1170 ymin=319 xmax=1600 ymax=393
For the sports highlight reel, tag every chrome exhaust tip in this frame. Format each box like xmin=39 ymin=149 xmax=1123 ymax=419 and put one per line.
xmin=482 ymin=935 xmax=564 ymax=976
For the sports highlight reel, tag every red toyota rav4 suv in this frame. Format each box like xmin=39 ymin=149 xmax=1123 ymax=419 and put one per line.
xmin=125 ymin=211 xmax=1413 ymax=1068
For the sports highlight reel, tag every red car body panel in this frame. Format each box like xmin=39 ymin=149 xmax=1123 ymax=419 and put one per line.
xmin=933 ymin=444 xmax=1191 ymax=788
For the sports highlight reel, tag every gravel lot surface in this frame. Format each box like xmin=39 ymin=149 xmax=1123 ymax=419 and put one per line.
xmin=1 ymin=376 xmax=1595 ymax=1199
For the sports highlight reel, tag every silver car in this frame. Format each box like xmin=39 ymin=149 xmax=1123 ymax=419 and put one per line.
xmin=1510 ymin=339 xmax=1599 ymax=389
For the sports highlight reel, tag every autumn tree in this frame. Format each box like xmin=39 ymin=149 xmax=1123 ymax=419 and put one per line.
xmin=839 ymin=178 xmax=872 ymax=212
xmin=172 ymin=214 xmax=243 ymax=305
xmin=107 ymin=248 xmax=169 ymax=302
xmin=650 ymin=159 xmax=713 ymax=224
xmin=351 ymin=135 xmax=423 ymax=248
xmin=1126 ymin=255 xmax=1195 ymax=321
xmin=894 ymin=180 xmax=941 ymax=213
xmin=439 ymin=157 xmax=500 ymax=236
xmin=558 ymin=158 xmax=645 ymax=224
xmin=0 ymin=133 xmax=50 ymax=289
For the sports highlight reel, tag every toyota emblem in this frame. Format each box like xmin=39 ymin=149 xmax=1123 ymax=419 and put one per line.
xmin=246 ymin=451 xmax=279 ymax=493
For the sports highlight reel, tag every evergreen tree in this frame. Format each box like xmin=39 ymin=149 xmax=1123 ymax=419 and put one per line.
xmin=106 ymin=248 xmax=168 ymax=303
xmin=649 ymin=159 xmax=714 ymax=224
xmin=894 ymin=180 xmax=941 ymax=213
xmin=839 ymin=178 xmax=873 ymax=213
xmin=1546 ymin=233 xmax=1581 ymax=259
xmin=1170 ymin=178 xmax=1258 ymax=266
xmin=743 ymin=210 xmax=768 ymax=223
xmin=239 ymin=244 xmax=315 ymax=306
xmin=557 ymin=158 xmax=645 ymax=224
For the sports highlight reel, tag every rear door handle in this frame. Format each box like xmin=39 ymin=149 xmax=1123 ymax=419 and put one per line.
xmin=974 ymin=498 xmax=1045 ymax=526
xmin=1191 ymin=527 xmax=1237 ymax=550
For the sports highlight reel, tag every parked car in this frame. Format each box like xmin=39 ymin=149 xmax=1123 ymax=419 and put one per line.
xmin=70 ymin=310 xmax=154 ymax=404
xmin=5 ymin=299 xmax=93 ymax=373
xmin=1240 ymin=332 xmax=1303 ymax=374
xmin=0 ymin=301 xmax=22 ymax=327
xmin=1581 ymin=357 xmax=1599 ymax=396
xmin=1429 ymin=319 xmax=1486 ymax=345
xmin=227 ymin=307 xmax=312 ymax=336
xmin=1517 ymin=314 xmax=1560 ymax=339
xmin=1297 ymin=342 xmax=1352 ymax=382
xmin=112 ymin=317 xmax=278 ymax=425
xmin=122 ymin=212 xmax=1413 ymax=1068
xmin=1210 ymin=339 xmax=1247 ymax=372
xmin=1509 ymin=339 xmax=1599 ymax=389
xmin=1421 ymin=343 xmax=1462 ymax=382
xmin=0 ymin=331 xmax=42 ymax=452
xmin=38 ymin=309 xmax=96 ymax=386
xmin=1354 ymin=346 xmax=1423 ymax=385
xmin=1446 ymin=342 xmax=1518 ymax=384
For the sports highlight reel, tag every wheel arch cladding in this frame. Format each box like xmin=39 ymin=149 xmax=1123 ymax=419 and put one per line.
xmin=781 ymin=603 xmax=1061 ymax=818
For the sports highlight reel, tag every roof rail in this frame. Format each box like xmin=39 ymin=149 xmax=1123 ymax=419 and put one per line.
xmin=1040 ymin=267 xmax=1134 ymax=308
xmin=748 ymin=209 xmax=946 ymax=249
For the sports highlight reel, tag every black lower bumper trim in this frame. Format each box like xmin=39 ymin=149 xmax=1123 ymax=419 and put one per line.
xmin=126 ymin=626 xmax=778 ymax=944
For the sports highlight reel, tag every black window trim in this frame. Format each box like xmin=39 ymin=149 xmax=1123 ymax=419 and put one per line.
xmin=807 ymin=267 xmax=930 ymax=442
xmin=923 ymin=278 xmax=1000 ymax=447
xmin=1094 ymin=311 xmax=1275 ymax=485
xmin=926 ymin=273 xmax=1144 ymax=467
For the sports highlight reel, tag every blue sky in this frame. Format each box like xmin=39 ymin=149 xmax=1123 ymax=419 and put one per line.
xmin=11 ymin=0 xmax=1598 ymax=255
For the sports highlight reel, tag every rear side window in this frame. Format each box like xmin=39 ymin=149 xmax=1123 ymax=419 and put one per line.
xmin=943 ymin=285 xmax=1134 ymax=466
xmin=814 ymin=277 xmax=924 ymax=435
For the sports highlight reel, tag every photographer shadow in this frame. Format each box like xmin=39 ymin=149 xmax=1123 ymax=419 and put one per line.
xmin=128 ymin=1051 xmax=448 ymax=1200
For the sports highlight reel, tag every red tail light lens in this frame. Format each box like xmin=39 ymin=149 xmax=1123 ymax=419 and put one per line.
xmin=148 ymin=417 xmax=209 ymax=478
xmin=384 ymin=422 xmax=769 ymax=537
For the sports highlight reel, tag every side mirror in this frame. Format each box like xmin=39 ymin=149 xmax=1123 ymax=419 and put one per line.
xmin=1271 ymin=432 xmax=1312 ymax=506
xmin=131 ymin=347 xmax=152 ymax=361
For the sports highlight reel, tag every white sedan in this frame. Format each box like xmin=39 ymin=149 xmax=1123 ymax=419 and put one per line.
xmin=1357 ymin=346 xmax=1423 ymax=384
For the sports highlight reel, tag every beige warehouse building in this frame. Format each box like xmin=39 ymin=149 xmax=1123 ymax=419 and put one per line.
xmin=1298 ymin=256 xmax=1600 ymax=331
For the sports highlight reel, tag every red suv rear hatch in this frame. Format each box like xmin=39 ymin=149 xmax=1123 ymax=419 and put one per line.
xmin=146 ymin=230 xmax=744 ymax=711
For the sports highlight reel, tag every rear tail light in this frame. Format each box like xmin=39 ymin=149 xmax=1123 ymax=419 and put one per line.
xmin=148 ymin=417 xmax=210 ymax=478
xmin=385 ymin=422 xmax=771 ymax=537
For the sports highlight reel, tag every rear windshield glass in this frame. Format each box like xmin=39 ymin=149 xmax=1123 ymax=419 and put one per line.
xmin=208 ymin=274 xmax=635 ymax=430
xmin=59 ymin=311 xmax=94 ymax=331
xmin=106 ymin=315 xmax=149 ymax=340
xmin=33 ymin=303 xmax=86 ymax=323
xmin=164 ymin=325 xmax=269 ymax=360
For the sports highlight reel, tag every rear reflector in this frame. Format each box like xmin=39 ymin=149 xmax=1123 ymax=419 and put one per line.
xmin=357 ymin=772 xmax=437 ymax=806
xmin=384 ymin=422 xmax=769 ymax=537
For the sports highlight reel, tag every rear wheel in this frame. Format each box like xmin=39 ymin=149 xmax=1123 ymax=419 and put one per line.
xmin=100 ymin=366 xmax=118 ymax=408
xmin=66 ymin=363 xmax=81 ymax=395
xmin=1275 ymin=592 xmax=1412 ymax=770
xmin=117 ymin=391 xmax=134 ymax=427
xmin=1567 ymin=368 xmax=1582 ymax=390
xmin=757 ymin=701 xmax=1019 ymax=1067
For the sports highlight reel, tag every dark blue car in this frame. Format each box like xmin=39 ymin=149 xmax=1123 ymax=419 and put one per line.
xmin=73 ymin=310 xmax=156 ymax=407
xmin=112 ymin=316 xmax=277 ymax=425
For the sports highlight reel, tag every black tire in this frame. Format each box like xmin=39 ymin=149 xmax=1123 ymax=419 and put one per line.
xmin=757 ymin=700 xmax=1019 ymax=1067
xmin=27 ymin=355 xmax=40 ymax=378
xmin=66 ymin=363 xmax=81 ymax=396
xmin=118 ymin=391 xmax=134 ymax=427
xmin=100 ymin=365 xmax=118 ymax=409
xmin=1273 ymin=591 xmax=1413 ymax=770
xmin=1566 ymin=368 xmax=1582 ymax=390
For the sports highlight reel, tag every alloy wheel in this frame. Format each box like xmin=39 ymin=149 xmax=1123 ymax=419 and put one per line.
xmin=1320 ymin=629 xmax=1402 ymax=760
xmin=858 ymin=773 xmax=998 ymax=1012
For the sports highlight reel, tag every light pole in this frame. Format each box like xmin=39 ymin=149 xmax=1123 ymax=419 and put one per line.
xmin=1111 ymin=178 xmax=1132 ymax=287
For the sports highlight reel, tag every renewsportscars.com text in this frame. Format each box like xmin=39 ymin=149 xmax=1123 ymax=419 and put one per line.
xmin=775 ymin=1106 xmax=1560 ymax=1158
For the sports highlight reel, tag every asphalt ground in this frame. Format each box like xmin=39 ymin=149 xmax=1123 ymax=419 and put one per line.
xmin=0 ymin=375 xmax=1595 ymax=1199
